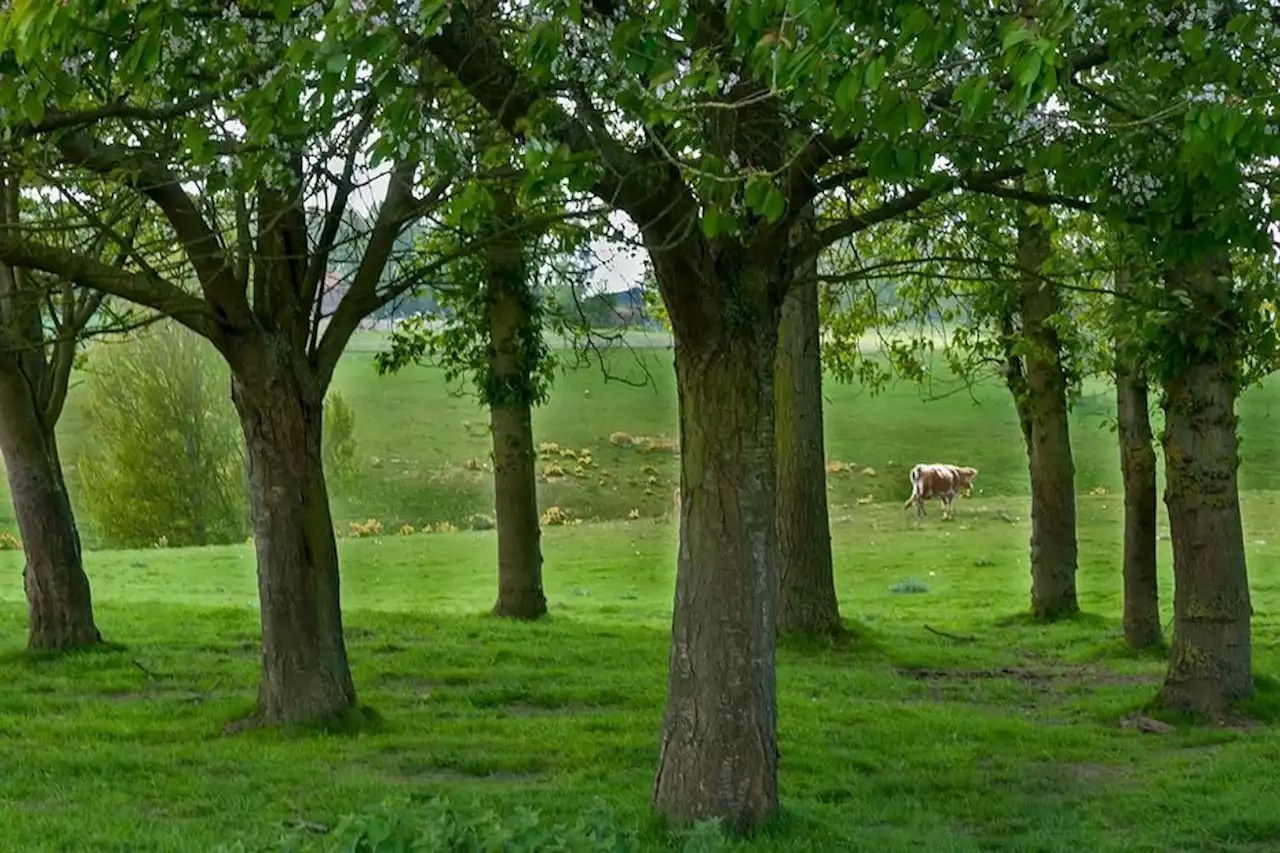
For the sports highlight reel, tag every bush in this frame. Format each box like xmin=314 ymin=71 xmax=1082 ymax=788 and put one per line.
xmin=323 ymin=389 xmax=360 ymax=485
xmin=77 ymin=321 xmax=249 ymax=548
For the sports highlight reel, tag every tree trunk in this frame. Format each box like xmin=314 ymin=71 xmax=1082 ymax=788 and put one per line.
xmin=654 ymin=302 xmax=780 ymax=833
xmin=486 ymin=212 xmax=546 ymax=620
xmin=774 ymin=276 xmax=840 ymax=636
xmin=1017 ymin=216 xmax=1079 ymax=621
xmin=1114 ymin=268 xmax=1161 ymax=650
xmin=0 ymin=361 xmax=100 ymax=651
xmin=230 ymin=335 xmax=356 ymax=726
xmin=1157 ymin=248 xmax=1252 ymax=715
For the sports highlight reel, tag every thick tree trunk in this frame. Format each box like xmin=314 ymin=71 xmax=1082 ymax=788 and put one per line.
xmin=486 ymin=219 xmax=546 ymax=620
xmin=0 ymin=362 xmax=100 ymax=651
xmin=1114 ymin=269 xmax=1161 ymax=650
xmin=230 ymin=336 xmax=356 ymax=726
xmin=654 ymin=305 xmax=780 ymax=833
xmin=1017 ymin=217 xmax=1079 ymax=621
xmin=1157 ymin=249 xmax=1252 ymax=714
xmin=774 ymin=277 xmax=840 ymax=636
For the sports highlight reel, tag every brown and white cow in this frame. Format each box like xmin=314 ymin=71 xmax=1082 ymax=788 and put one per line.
xmin=902 ymin=463 xmax=978 ymax=520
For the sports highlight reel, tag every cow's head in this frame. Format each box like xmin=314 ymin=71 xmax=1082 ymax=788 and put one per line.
xmin=955 ymin=466 xmax=978 ymax=495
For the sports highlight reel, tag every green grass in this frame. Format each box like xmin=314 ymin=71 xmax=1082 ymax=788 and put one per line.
xmin=2 ymin=330 xmax=1280 ymax=850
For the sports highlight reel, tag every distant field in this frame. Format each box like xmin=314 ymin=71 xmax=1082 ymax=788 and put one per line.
xmin=15 ymin=327 xmax=1280 ymax=550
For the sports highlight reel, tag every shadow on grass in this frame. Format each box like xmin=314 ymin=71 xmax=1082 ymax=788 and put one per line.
xmin=221 ymin=702 xmax=386 ymax=739
xmin=992 ymin=610 xmax=1113 ymax=630
xmin=0 ymin=639 xmax=132 ymax=666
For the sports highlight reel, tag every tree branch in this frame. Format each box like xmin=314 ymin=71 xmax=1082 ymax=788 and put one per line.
xmin=12 ymin=92 xmax=222 ymax=140
xmin=301 ymin=96 xmax=380 ymax=307
xmin=0 ymin=234 xmax=216 ymax=340
xmin=417 ymin=5 xmax=685 ymax=231
xmin=313 ymin=156 xmax=423 ymax=386
xmin=55 ymin=131 xmax=252 ymax=327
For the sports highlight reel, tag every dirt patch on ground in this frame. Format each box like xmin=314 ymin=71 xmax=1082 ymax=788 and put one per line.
xmin=341 ymin=759 xmax=542 ymax=786
xmin=1026 ymin=760 xmax=1130 ymax=786
xmin=894 ymin=665 xmax=1160 ymax=687
xmin=390 ymin=767 xmax=542 ymax=785
xmin=499 ymin=702 xmax=600 ymax=718
xmin=103 ymin=686 xmax=223 ymax=703
xmin=375 ymin=677 xmax=437 ymax=696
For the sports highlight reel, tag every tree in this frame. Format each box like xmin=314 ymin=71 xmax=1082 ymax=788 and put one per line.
xmin=1009 ymin=208 xmax=1080 ymax=621
xmin=981 ymin=4 xmax=1280 ymax=714
xmin=823 ymin=191 xmax=1093 ymax=621
xmin=774 ymin=207 xmax=841 ymax=637
xmin=0 ymin=1 xmax=481 ymax=725
xmin=376 ymin=128 xmax=575 ymax=621
xmin=417 ymin=0 xmax=1100 ymax=830
xmin=0 ymin=176 xmax=122 ymax=651
xmin=1110 ymin=244 xmax=1161 ymax=651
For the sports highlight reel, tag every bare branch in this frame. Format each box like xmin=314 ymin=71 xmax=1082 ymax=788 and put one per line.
xmin=0 ymin=233 xmax=216 ymax=340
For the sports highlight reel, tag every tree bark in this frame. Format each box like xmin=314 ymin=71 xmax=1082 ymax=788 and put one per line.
xmin=1157 ymin=248 xmax=1252 ymax=715
xmin=1017 ymin=216 xmax=1079 ymax=621
xmin=1114 ymin=266 xmax=1161 ymax=650
xmin=654 ymin=288 xmax=780 ymax=833
xmin=229 ymin=335 xmax=356 ymax=725
xmin=0 ymin=361 xmax=100 ymax=651
xmin=774 ymin=276 xmax=840 ymax=636
xmin=485 ymin=188 xmax=546 ymax=620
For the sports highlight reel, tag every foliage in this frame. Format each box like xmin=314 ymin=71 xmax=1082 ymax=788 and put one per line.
xmin=76 ymin=322 xmax=248 ymax=549
xmin=323 ymin=389 xmax=360 ymax=486
xmin=226 ymin=795 xmax=728 ymax=853
xmin=374 ymin=272 xmax=557 ymax=410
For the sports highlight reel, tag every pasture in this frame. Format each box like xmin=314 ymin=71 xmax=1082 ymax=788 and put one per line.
xmin=3 ymin=331 xmax=1280 ymax=851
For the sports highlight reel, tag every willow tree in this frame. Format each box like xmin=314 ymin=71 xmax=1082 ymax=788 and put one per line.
xmin=0 ymin=1 xmax=474 ymax=724
xmin=414 ymin=0 xmax=1105 ymax=830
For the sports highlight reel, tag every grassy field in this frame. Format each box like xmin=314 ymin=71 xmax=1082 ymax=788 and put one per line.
xmin=24 ymin=327 xmax=1280 ymax=548
xmin=2 ymin=330 xmax=1280 ymax=850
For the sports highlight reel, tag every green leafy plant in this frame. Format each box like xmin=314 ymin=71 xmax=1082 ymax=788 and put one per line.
xmin=323 ymin=389 xmax=360 ymax=486
xmin=77 ymin=321 xmax=249 ymax=548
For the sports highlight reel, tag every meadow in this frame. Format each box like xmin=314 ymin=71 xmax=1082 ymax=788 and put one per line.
xmin=2 ymin=330 xmax=1280 ymax=851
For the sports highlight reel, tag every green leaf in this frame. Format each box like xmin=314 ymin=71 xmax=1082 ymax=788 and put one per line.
xmin=901 ymin=6 xmax=931 ymax=40
xmin=904 ymin=97 xmax=926 ymax=131
xmin=834 ymin=70 xmax=861 ymax=113
xmin=273 ymin=0 xmax=292 ymax=23
xmin=1002 ymin=25 xmax=1034 ymax=50
xmin=863 ymin=55 xmax=886 ymax=91
xmin=1013 ymin=50 xmax=1042 ymax=89
xmin=744 ymin=176 xmax=770 ymax=212
xmin=761 ymin=186 xmax=786 ymax=223
xmin=700 ymin=206 xmax=725 ymax=239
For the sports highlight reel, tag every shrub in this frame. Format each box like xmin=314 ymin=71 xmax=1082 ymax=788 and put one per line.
xmin=78 ymin=321 xmax=249 ymax=548
xmin=323 ymin=389 xmax=360 ymax=485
